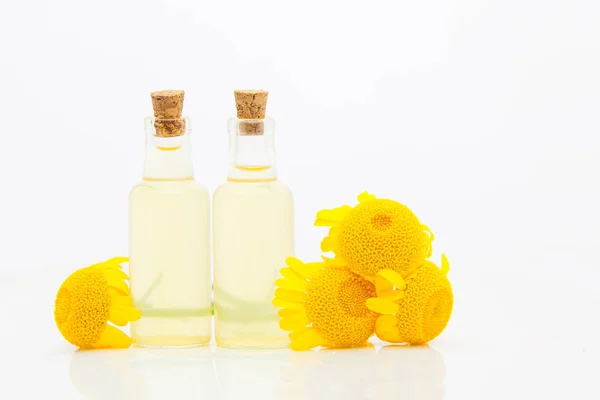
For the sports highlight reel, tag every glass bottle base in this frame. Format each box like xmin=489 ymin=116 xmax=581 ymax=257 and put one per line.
xmin=216 ymin=337 xmax=289 ymax=349
xmin=215 ymin=318 xmax=290 ymax=349
xmin=131 ymin=314 xmax=212 ymax=348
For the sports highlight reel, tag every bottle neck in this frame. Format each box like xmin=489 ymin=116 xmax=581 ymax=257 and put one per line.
xmin=143 ymin=117 xmax=194 ymax=181
xmin=227 ymin=117 xmax=277 ymax=183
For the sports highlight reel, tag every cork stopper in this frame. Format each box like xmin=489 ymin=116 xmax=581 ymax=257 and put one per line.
xmin=234 ymin=90 xmax=268 ymax=119
xmin=234 ymin=90 xmax=268 ymax=135
xmin=150 ymin=89 xmax=186 ymax=137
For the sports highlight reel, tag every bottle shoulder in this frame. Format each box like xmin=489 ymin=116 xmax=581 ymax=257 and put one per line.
xmin=130 ymin=179 xmax=209 ymax=198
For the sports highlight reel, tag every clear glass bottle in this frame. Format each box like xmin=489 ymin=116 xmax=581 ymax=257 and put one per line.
xmin=129 ymin=116 xmax=211 ymax=347
xmin=213 ymin=116 xmax=294 ymax=348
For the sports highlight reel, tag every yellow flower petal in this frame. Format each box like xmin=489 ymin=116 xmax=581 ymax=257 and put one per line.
xmin=304 ymin=262 xmax=323 ymax=277
xmin=320 ymin=235 xmax=336 ymax=252
xmin=278 ymin=308 xmax=305 ymax=319
xmin=91 ymin=325 xmax=132 ymax=349
xmin=366 ymin=297 xmax=400 ymax=314
xmin=280 ymin=314 xmax=310 ymax=331
xmin=314 ymin=206 xmax=352 ymax=227
xmin=422 ymin=225 xmax=435 ymax=242
xmin=289 ymin=326 xmax=311 ymax=340
xmin=380 ymin=290 xmax=405 ymax=301
xmin=290 ymin=328 xmax=326 ymax=351
xmin=109 ymin=306 xmax=141 ymax=327
xmin=320 ymin=227 xmax=342 ymax=253
xmin=321 ymin=254 xmax=346 ymax=268
xmin=375 ymin=315 xmax=403 ymax=343
xmin=286 ymin=257 xmax=321 ymax=280
xmin=328 ymin=226 xmax=341 ymax=238
xmin=285 ymin=257 xmax=304 ymax=269
xmin=280 ymin=268 xmax=304 ymax=281
xmin=105 ymin=256 xmax=129 ymax=264
xmin=92 ymin=257 xmax=128 ymax=270
xmin=272 ymin=297 xmax=303 ymax=309
xmin=274 ymin=288 xmax=305 ymax=303
xmin=378 ymin=269 xmax=406 ymax=291
xmin=357 ymin=191 xmax=376 ymax=203
xmin=106 ymin=268 xmax=129 ymax=281
xmin=110 ymin=291 xmax=133 ymax=307
xmin=441 ymin=254 xmax=450 ymax=276
xmin=275 ymin=276 xmax=308 ymax=292
xmin=375 ymin=274 xmax=393 ymax=296
xmin=106 ymin=275 xmax=130 ymax=295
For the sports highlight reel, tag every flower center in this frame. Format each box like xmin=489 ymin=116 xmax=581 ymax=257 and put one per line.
xmin=337 ymin=276 xmax=376 ymax=317
xmin=55 ymin=288 xmax=71 ymax=324
xmin=422 ymin=288 xmax=453 ymax=341
xmin=371 ymin=213 xmax=392 ymax=231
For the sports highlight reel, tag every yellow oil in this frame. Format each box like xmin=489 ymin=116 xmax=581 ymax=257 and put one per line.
xmin=213 ymin=179 xmax=293 ymax=348
xmin=129 ymin=178 xmax=211 ymax=347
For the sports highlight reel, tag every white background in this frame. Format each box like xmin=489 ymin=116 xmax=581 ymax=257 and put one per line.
xmin=1 ymin=0 xmax=599 ymax=399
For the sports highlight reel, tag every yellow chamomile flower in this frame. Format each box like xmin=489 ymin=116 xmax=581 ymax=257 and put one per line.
xmin=272 ymin=257 xmax=379 ymax=350
xmin=54 ymin=257 xmax=140 ymax=349
xmin=366 ymin=255 xmax=453 ymax=345
xmin=315 ymin=192 xmax=434 ymax=280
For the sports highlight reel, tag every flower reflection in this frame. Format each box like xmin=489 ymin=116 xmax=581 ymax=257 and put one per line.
xmin=373 ymin=345 xmax=446 ymax=400
xmin=69 ymin=350 xmax=140 ymax=399
xmin=280 ymin=344 xmax=378 ymax=399
xmin=280 ymin=344 xmax=446 ymax=400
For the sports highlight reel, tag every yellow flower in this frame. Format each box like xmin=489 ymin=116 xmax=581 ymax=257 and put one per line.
xmin=366 ymin=255 xmax=453 ymax=345
xmin=273 ymin=257 xmax=379 ymax=350
xmin=315 ymin=192 xmax=434 ymax=280
xmin=54 ymin=257 xmax=140 ymax=349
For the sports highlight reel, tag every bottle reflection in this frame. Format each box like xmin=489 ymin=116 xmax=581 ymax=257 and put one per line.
xmin=212 ymin=348 xmax=290 ymax=399
xmin=69 ymin=348 xmax=217 ymax=399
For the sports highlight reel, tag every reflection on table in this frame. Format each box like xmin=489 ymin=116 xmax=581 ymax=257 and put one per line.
xmin=69 ymin=343 xmax=445 ymax=399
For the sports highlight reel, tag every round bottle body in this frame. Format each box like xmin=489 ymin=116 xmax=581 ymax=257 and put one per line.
xmin=213 ymin=179 xmax=294 ymax=348
xmin=129 ymin=179 xmax=212 ymax=347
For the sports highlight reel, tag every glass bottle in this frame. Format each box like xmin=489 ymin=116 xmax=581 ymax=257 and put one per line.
xmin=129 ymin=115 xmax=211 ymax=348
xmin=213 ymin=99 xmax=294 ymax=348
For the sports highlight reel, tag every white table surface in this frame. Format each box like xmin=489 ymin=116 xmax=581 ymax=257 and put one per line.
xmin=3 ymin=253 xmax=599 ymax=400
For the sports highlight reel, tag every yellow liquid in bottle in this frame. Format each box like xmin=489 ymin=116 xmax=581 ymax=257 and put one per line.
xmin=213 ymin=179 xmax=293 ymax=348
xmin=129 ymin=179 xmax=211 ymax=347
